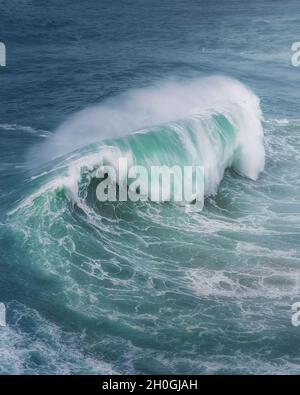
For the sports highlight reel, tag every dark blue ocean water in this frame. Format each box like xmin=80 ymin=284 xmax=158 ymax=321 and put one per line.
xmin=0 ymin=0 xmax=300 ymax=374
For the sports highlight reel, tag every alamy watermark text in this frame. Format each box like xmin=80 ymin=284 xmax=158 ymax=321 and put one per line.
xmin=0 ymin=42 xmax=6 ymax=67
xmin=291 ymin=42 xmax=300 ymax=67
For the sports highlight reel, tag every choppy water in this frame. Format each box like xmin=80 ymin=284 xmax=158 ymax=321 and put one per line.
xmin=0 ymin=0 xmax=300 ymax=374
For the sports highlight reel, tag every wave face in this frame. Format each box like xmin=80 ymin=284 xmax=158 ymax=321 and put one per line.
xmin=27 ymin=77 xmax=264 ymax=203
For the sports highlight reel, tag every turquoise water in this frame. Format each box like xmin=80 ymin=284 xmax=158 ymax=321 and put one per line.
xmin=0 ymin=0 xmax=300 ymax=374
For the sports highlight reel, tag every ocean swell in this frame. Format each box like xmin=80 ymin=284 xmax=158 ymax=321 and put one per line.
xmin=22 ymin=76 xmax=265 ymax=212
